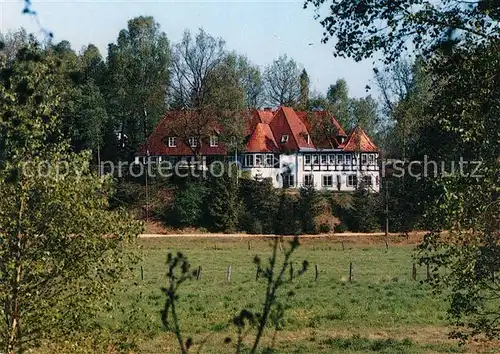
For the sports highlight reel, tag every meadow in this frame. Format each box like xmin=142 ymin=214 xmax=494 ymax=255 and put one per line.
xmin=41 ymin=236 xmax=496 ymax=353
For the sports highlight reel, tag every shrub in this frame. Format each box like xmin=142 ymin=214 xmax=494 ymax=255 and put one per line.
xmin=239 ymin=178 xmax=278 ymax=234
xmin=275 ymin=192 xmax=301 ymax=235
xmin=171 ymin=180 xmax=206 ymax=227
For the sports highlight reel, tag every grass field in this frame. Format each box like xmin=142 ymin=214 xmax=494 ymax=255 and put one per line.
xmin=42 ymin=236 xmax=498 ymax=353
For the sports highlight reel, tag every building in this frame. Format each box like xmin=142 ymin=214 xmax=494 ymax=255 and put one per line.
xmin=135 ymin=106 xmax=380 ymax=192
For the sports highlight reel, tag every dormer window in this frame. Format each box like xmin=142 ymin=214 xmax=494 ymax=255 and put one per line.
xmin=188 ymin=137 xmax=197 ymax=148
xmin=167 ymin=137 xmax=176 ymax=148
xmin=209 ymin=136 xmax=218 ymax=147
xmin=280 ymin=134 xmax=289 ymax=143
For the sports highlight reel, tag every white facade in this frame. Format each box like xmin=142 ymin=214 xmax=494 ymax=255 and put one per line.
xmin=242 ymin=151 xmax=380 ymax=192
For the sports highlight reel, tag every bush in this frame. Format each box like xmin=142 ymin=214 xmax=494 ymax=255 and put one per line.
xmin=334 ymin=223 xmax=348 ymax=233
xmin=171 ymin=180 xmax=206 ymax=227
xmin=299 ymin=187 xmax=335 ymax=234
xmin=275 ymin=192 xmax=301 ymax=235
xmin=239 ymin=178 xmax=278 ymax=234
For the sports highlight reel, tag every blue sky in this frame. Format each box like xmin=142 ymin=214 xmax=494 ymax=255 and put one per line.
xmin=1 ymin=0 xmax=377 ymax=98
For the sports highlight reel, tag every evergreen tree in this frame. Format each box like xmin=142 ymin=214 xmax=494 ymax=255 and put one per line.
xmin=205 ymin=165 xmax=241 ymax=232
xmin=298 ymin=186 xmax=323 ymax=234
xmin=172 ymin=180 xmax=206 ymax=227
xmin=275 ymin=192 xmax=301 ymax=235
xmin=239 ymin=178 xmax=278 ymax=234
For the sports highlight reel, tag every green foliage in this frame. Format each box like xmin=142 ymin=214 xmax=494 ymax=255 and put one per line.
xmin=172 ymin=180 xmax=207 ymax=227
xmin=274 ymin=192 xmax=301 ymax=235
xmin=305 ymin=0 xmax=500 ymax=63
xmin=0 ymin=44 xmax=142 ymax=352
xmin=299 ymin=187 xmax=335 ymax=234
xmin=239 ymin=178 xmax=278 ymax=234
xmin=106 ymin=16 xmax=171 ymax=160
xmin=204 ymin=165 xmax=241 ymax=233
xmin=349 ymin=186 xmax=383 ymax=233
xmin=417 ymin=41 xmax=500 ymax=341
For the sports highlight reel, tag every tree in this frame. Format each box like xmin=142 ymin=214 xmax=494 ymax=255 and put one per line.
xmin=0 ymin=29 xmax=30 ymax=63
xmin=298 ymin=68 xmax=310 ymax=110
xmin=349 ymin=95 xmax=380 ymax=137
xmin=304 ymin=0 xmax=500 ymax=63
xmin=374 ymin=58 xmax=432 ymax=159
xmin=167 ymin=29 xmax=247 ymax=157
xmin=106 ymin=16 xmax=171 ymax=159
xmin=236 ymin=55 xmax=264 ymax=109
xmin=263 ymin=55 xmax=301 ymax=106
xmin=0 ymin=45 xmax=141 ymax=352
xmin=326 ymin=79 xmax=350 ymax=129
xmin=172 ymin=180 xmax=206 ymax=227
xmin=204 ymin=164 xmax=241 ymax=233
xmin=239 ymin=179 xmax=278 ymax=234
xmin=417 ymin=42 xmax=500 ymax=341
xmin=274 ymin=192 xmax=301 ymax=235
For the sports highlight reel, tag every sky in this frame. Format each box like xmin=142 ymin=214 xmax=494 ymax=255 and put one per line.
xmin=0 ymin=0 xmax=378 ymax=98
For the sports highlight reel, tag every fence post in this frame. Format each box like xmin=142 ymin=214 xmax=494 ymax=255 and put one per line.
xmin=412 ymin=263 xmax=417 ymax=281
xmin=315 ymin=264 xmax=319 ymax=281
xmin=140 ymin=265 xmax=144 ymax=281
xmin=226 ymin=265 xmax=232 ymax=283
xmin=385 ymin=239 xmax=389 ymax=252
xmin=248 ymin=240 xmax=251 ymax=250
xmin=349 ymin=262 xmax=353 ymax=282
xmin=196 ymin=266 xmax=202 ymax=281
xmin=290 ymin=262 xmax=294 ymax=281
xmin=341 ymin=241 xmax=345 ymax=251
xmin=256 ymin=267 xmax=261 ymax=281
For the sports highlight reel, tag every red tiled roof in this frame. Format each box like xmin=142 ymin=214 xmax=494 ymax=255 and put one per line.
xmin=246 ymin=123 xmax=279 ymax=153
xmin=138 ymin=111 xmax=227 ymax=156
xmin=342 ymin=125 xmax=378 ymax=152
xmin=296 ymin=110 xmax=347 ymax=137
xmin=268 ymin=107 xmax=315 ymax=151
xmin=137 ymin=108 xmax=377 ymax=157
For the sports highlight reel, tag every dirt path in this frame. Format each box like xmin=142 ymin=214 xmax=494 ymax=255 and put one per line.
xmin=139 ymin=231 xmax=428 ymax=245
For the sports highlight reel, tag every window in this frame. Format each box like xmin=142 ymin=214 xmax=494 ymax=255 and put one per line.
xmin=368 ymin=153 xmax=376 ymax=165
xmin=347 ymin=175 xmax=358 ymax=187
xmin=283 ymin=174 xmax=295 ymax=188
xmin=336 ymin=154 xmax=343 ymax=165
xmin=304 ymin=155 xmax=312 ymax=165
xmin=322 ymin=175 xmax=333 ymax=187
xmin=363 ymin=175 xmax=372 ymax=187
xmin=312 ymin=154 xmax=319 ymax=165
xmin=280 ymin=134 xmax=289 ymax=143
xmin=167 ymin=137 xmax=176 ymax=147
xmin=255 ymin=154 xmax=264 ymax=166
xmin=209 ymin=136 xmax=218 ymax=147
xmin=244 ymin=154 xmax=254 ymax=167
xmin=321 ymin=154 xmax=327 ymax=165
xmin=188 ymin=137 xmax=197 ymax=148
xmin=328 ymin=155 xmax=335 ymax=165
xmin=361 ymin=154 xmax=368 ymax=165
xmin=266 ymin=154 xmax=274 ymax=166
xmin=304 ymin=174 xmax=314 ymax=187
xmin=345 ymin=154 xmax=352 ymax=165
